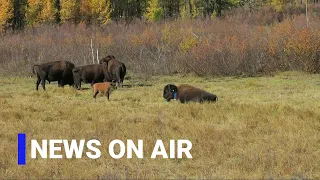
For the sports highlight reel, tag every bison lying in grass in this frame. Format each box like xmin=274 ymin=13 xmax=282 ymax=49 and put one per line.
xmin=32 ymin=61 xmax=75 ymax=90
xmin=163 ymin=84 xmax=217 ymax=103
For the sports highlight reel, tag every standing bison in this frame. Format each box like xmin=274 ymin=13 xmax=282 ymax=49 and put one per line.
xmin=32 ymin=61 xmax=75 ymax=91
xmin=163 ymin=84 xmax=217 ymax=103
xmin=72 ymin=63 xmax=109 ymax=90
xmin=99 ymin=55 xmax=126 ymax=88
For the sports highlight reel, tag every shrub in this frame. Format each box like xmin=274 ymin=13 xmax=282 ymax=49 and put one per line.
xmin=0 ymin=12 xmax=319 ymax=77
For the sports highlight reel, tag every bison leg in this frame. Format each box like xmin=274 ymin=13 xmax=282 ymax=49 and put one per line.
xmin=91 ymin=78 xmax=99 ymax=86
xmin=119 ymin=74 xmax=124 ymax=88
xmin=41 ymin=79 xmax=46 ymax=90
xmin=58 ymin=80 xmax=65 ymax=87
xmin=58 ymin=80 xmax=63 ymax=87
xmin=116 ymin=73 xmax=121 ymax=88
xmin=36 ymin=77 xmax=41 ymax=91
xmin=92 ymin=75 xmax=102 ymax=86
xmin=120 ymin=79 xmax=124 ymax=88
xmin=93 ymin=90 xmax=99 ymax=101
xmin=72 ymin=73 xmax=81 ymax=90
xmin=106 ymin=88 xmax=111 ymax=100
xmin=78 ymin=81 xmax=82 ymax=90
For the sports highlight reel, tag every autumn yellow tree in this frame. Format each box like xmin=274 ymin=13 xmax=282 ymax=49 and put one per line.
xmin=60 ymin=0 xmax=80 ymax=23
xmin=39 ymin=0 xmax=56 ymax=23
xmin=145 ymin=0 xmax=163 ymax=22
xmin=25 ymin=0 xmax=42 ymax=26
xmin=80 ymin=0 xmax=112 ymax=24
xmin=180 ymin=0 xmax=198 ymax=19
xmin=180 ymin=0 xmax=191 ymax=19
xmin=26 ymin=0 xmax=60 ymax=26
xmin=0 ymin=0 xmax=13 ymax=30
xmin=270 ymin=0 xmax=287 ymax=12
xmin=102 ymin=0 xmax=112 ymax=24
xmin=190 ymin=0 xmax=198 ymax=18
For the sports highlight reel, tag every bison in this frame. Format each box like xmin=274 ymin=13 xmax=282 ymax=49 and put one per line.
xmin=92 ymin=82 xmax=113 ymax=101
xmin=72 ymin=63 xmax=109 ymax=90
xmin=32 ymin=61 xmax=75 ymax=91
xmin=99 ymin=55 xmax=126 ymax=88
xmin=163 ymin=84 xmax=217 ymax=103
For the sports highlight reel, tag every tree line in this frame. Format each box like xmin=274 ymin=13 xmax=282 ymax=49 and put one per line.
xmin=0 ymin=0 xmax=319 ymax=31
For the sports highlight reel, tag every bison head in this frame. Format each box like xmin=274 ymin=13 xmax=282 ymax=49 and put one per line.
xmin=99 ymin=55 xmax=115 ymax=64
xmin=163 ymin=84 xmax=178 ymax=102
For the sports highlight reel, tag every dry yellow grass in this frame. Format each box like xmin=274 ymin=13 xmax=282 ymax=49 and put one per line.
xmin=0 ymin=71 xmax=320 ymax=179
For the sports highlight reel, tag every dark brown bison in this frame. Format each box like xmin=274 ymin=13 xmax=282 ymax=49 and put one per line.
xmin=72 ymin=63 xmax=109 ymax=90
xmin=99 ymin=55 xmax=126 ymax=87
xmin=32 ymin=61 xmax=75 ymax=91
xmin=163 ymin=84 xmax=217 ymax=103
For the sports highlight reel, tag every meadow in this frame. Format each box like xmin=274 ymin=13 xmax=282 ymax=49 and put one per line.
xmin=0 ymin=71 xmax=319 ymax=179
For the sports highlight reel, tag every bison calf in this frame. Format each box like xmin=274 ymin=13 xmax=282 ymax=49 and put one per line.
xmin=163 ymin=84 xmax=217 ymax=103
xmin=92 ymin=82 xmax=112 ymax=101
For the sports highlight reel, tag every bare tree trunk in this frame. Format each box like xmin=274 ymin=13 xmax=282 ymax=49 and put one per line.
xmin=91 ymin=39 xmax=95 ymax=64
xmin=306 ymin=0 xmax=309 ymax=27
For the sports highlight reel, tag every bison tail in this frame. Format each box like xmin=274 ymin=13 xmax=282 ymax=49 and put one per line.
xmin=121 ymin=64 xmax=126 ymax=75
xmin=120 ymin=64 xmax=126 ymax=82
xmin=32 ymin=65 xmax=39 ymax=75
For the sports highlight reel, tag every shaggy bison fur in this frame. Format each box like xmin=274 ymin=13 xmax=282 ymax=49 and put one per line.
xmin=72 ymin=63 xmax=109 ymax=89
xmin=99 ymin=55 xmax=126 ymax=87
xmin=32 ymin=61 xmax=75 ymax=90
xmin=163 ymin=84 xmax=217 ymax=103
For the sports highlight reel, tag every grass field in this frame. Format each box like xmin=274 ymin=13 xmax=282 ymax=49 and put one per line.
xmin=0 ymin=71 xmax=320 ymax=179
